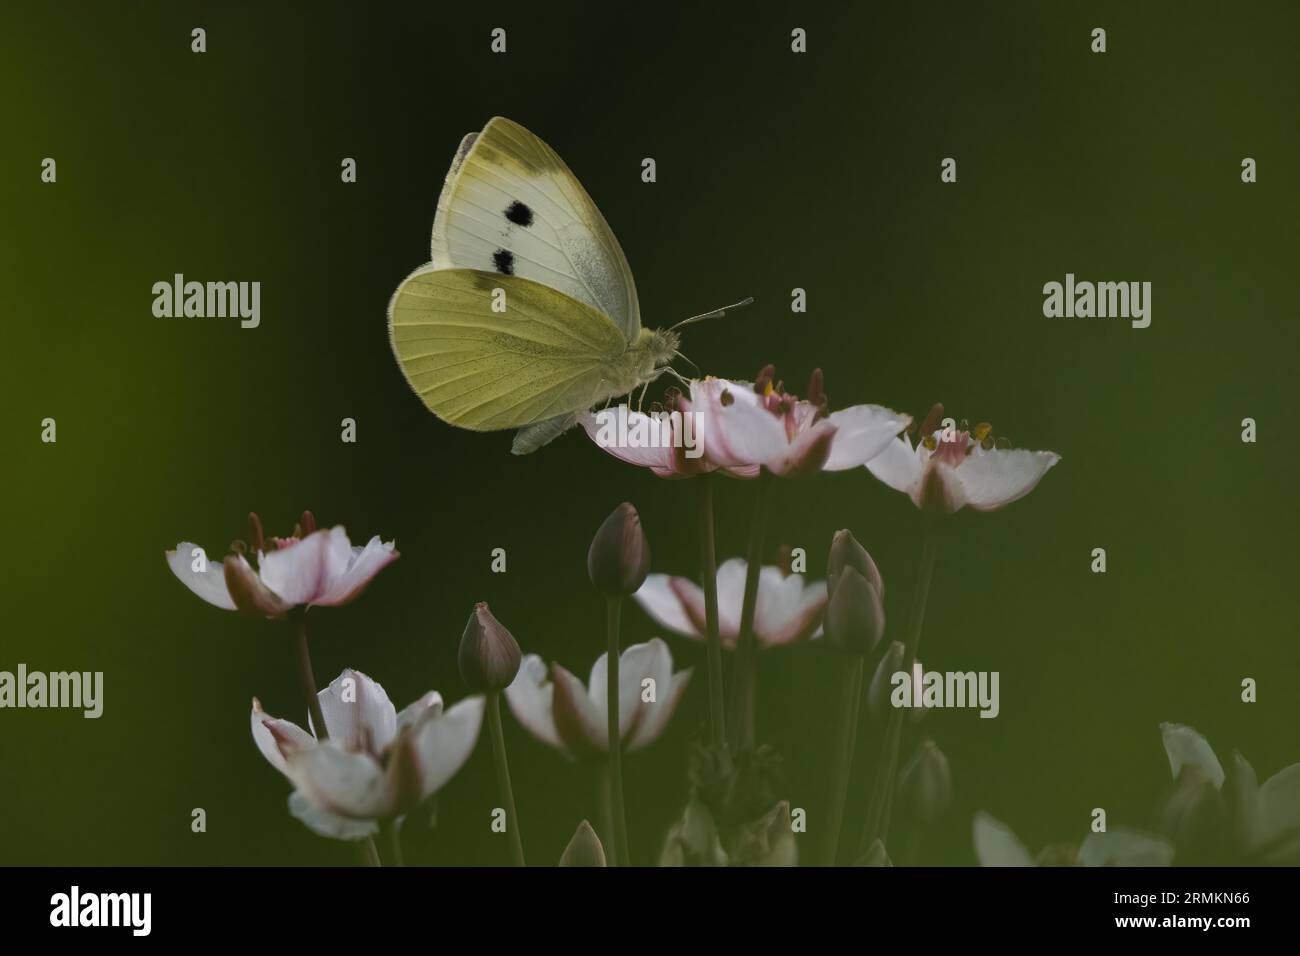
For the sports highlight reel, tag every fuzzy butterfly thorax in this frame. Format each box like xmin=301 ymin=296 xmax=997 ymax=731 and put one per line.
xmin=611 ymin=327 xmax=681 ymax=394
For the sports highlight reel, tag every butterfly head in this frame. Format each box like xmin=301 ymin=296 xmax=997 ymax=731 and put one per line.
xmin=645 ymin=327 xmax=682 ymax=369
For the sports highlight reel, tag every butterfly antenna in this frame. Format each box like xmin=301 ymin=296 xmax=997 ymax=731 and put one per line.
xmin=669 ymin=296 xmax=754 ymax=331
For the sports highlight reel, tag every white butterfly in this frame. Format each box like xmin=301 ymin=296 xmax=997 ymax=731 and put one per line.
xmin=389 ymin=117 xmax=736 ymax=454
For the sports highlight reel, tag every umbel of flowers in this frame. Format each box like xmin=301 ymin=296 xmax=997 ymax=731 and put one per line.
xmin=167 ymin=378 xmax=1066 ymax=866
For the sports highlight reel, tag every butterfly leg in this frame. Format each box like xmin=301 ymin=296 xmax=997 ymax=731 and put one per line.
xmin=585 ymin=377 xmax=613 ymax=411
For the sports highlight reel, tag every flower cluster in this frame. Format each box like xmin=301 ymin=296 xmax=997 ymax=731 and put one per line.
xmin=163 ymin=375 xmax=1066 ymax=867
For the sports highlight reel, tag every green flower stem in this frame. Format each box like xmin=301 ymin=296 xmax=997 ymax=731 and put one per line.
xmin=823 ymin=655 xmax=865 ymax=865
xmin=605 ymin=596 xmax=631 ymax=866
xmin=290 ymin=609 xmax=329 ymax=742
xmin=696 ymin=475 xmax=728 ymax=753
xmin=730 ymin=469 xmax=773 ymax=751
xmin=595 ymin=762 xmax=615 ymax=853
xmin=385 ymin=817 xmax=405 ymax=867
xmin=357 ymin=839 xmax=381 ymax=867
xmin=860 ymin=525 xmax=939 ymax=856
xmin=486 ymin=690 xmax=526 ymax=866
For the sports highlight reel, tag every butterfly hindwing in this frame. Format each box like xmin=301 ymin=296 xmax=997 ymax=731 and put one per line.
xmin=387 ymin=267 xmax=626 ymax=432
xmin=429 ymin=117 xmax=642 ymax=341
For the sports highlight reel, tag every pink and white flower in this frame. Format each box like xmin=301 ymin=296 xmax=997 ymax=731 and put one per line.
xmin=695 ymin=369 xmax=910 ymax=478
xmin=251 ymin=669 xmax=484 ymax=839
xmin=1160 ymin=722 xmax=1300 ymax=864
xmin=579 ymin=388 xmax=723 ymax=479
xmin=580 ymin=369 xmax=909 ymax=480
xmin=866 ymin=410 xmax=1059 ymax=513
xmin=634 ymin=558 xmax=827 ymax=650
xmin=504 ymin=638 xmax=692 ymax=760
xmin=166 ymin=512 xmax=399 ymax=619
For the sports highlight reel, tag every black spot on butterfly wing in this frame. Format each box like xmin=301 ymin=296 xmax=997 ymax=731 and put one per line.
xmin=492 ymin=249 xmax=516 ymax=275
xmin=504 ymin=200 xmax=535 ymax=227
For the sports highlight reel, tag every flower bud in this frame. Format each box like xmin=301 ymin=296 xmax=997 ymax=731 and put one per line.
xmin=559 ymin=820 xmax=607 ymax=867
xmin=896 ymin=738 xmax=952 ymax=823
xmin=827 ymin=529 xmax=883 ymax=599
xmin=458 ymin=602 xmax=522 ymax=693
xmin=867 ymin=641 xmax=906 ymax=716
xmin=660 ymin=799 xmax=727 ymax=867
xmin=587 ymin=502 xmax=651 ymax=596
xmin=823 ymin=566 xmax=885 ymax=655
xmin=868 ymin=644 xmax=929 ymax=723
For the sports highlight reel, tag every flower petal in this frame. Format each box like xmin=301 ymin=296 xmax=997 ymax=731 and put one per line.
xmin=753 ymin=568 xmax=827 ymax=647
xmin=634 ymin=574 xmax=704 ymax=639
xmin=404 ymin=694 xmax=485 ymax=799
xmin=166 ymin=542 xmax=236 ymax=610
xmin=951 ymin=447 xmax=1060 ymax=512
xmin=588 ymin=645 xmax=644 ymax=743
xmin=618 ymin=638 xmax=674 ymax=746
xmin=822 ymin=406 xmax=911 ymax=471
xmin=396 ymin=691 xmax=444 ymax=734
xmin=580 ymin=410 xmax=677 ymax=474
xmin=1160 ymin=722 xmax=1225 ymax=789
xmin=865 ymin=436 xmax=925 ymax=502
xmin=551 ymin=663 xmax=605 ymax=757
xmin=315 ymin=536 xmax=400 ymax=607
xmin=973 ymin=812 xmax=1035 ymax=866
xmin=697 ymin=380 xmax=789 ymax=470
xmin=223 ymin=554 xmax=293 ymax=617
xmin=713 ymin=558 xmax=748 ymax=644
xmin=257 ymin=526 xmax=353 ymax=607
xmin=627 ymin=665 xmax=693 ymax=752
xmin=504 ymin=655 xmax=563 ymax=750
xmin=250 ymin=698 xmax=314 ymax=776
xmin=767 ymin=419 xmax=837 ymax=477
xmin=287 ymin=790 xmax=379 ymax=841
xmin=283 ymin=741 xmax=390 ymax=820
xmin=313 ymin=668 xmax=398 ymax=756
xmin=1257 ymin=763 xmax=1300 ymax=859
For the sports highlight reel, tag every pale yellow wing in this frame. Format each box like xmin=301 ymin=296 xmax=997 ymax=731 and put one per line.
xmin=387 ymin=266 xmax=625 ymax=431
xmin=429 ymin=116 xmax=642 ymax=340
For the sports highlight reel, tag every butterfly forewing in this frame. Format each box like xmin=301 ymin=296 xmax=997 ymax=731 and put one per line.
xmin=388 ymin=267 xmax=626 ymax=431
xmin=429 ymin=116 xmax=642 ymax=340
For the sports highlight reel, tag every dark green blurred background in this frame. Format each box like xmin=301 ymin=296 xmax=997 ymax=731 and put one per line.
xmin=2 ymin=0 xmax=1297 ymax=865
